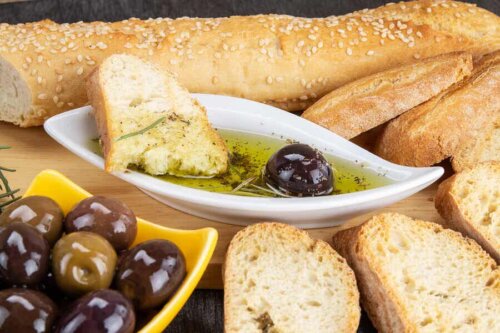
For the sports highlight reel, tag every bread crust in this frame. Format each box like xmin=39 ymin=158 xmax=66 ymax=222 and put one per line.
xmin=224 ymin=222 xmax=360 ymax=333
xmin=302 ymin=52 xmax=473 ymax=139
xmin=435 ymin=162 xmax=500 ymax=262
xmin=0 ymin=1 xmax=499 ymax=126
xmin=375 ymin=49 xmax=500 ymax=167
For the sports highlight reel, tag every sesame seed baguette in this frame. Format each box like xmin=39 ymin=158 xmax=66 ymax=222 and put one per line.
xmin=223 ymin=222 xmax=360 ymax=333
xmin=374 ymin=49 xmax=500 ymax=167
xmin=332 ymin=212 xmax=500 ymax=333
xmin=302 ymin=52 xmax=473 ymax=139
xmin=0 ymin=0 xmax=498 ymax=127
xmin=435 ymin=161 xmax=500 ymax=262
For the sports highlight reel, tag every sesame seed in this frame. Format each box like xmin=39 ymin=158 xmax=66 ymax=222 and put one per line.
xmin=408 ymin=41 xmax=415 ymax=48
xmin=37 ymin=55 xmax=43 ymax=63
xmin=338 ymin=41 xmax=344 ymax=48
xmin=37 ymin=76 xmax=43 ymax=84
xmin=53 ymin=96 xmax=59 ymax=104
xmin=299 ymin=95 xmax=308 ymax=101
xmin=260 ymin=48 xmax=267 ymax=55
xmin=37 ymin=93 xmax=47 ymax=100
xmin=76 ymin=67 xmax=84 ymax=76
xmin=77 ymin=55 xmax=83 ymax=62
xmin=212 ymin=76 xmax=219 ymax=84
xmin=266 ymin=76 xmax=273 ymax=84
xmin=416 ymin=31 xmax=423 ymax=38
xmin=308 ymin=34 xmax=316 ymax=41
xmin=96 ymin=42 xmax=107 ymax=49
xmin=317 ymin=41 xmax=324 ymax=48
xmin=276 ymin=76 xmax=284 ymax=82
xmin=346 ymin=48 xmax=353 ymax=55
xmin=57 ymin=75 xmax=63 ymax=82
xmin=25 ymin=57 xmax=32 ymax=64
xmin=124 ymin=43 xmax=132 ymax=49
xmin=169 ymin=59 xmax=178 ymax=65
xmin=366 ymin=50 xmax=374 ymax=56
xmin=67 ymin=102 xmax=74 ymax=107
xmin=57 ymin=102 xmax=64 ymax=108
xmin=426 ymin=7 xmax=432 ymax=13
xmin=413 ymin=53 xmax=421 ymax=59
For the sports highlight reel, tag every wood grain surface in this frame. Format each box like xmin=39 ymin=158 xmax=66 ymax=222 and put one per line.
xmin=0 ymin=1 xmax=498 ymax=332
xmin=0 ymin=122 xmax=449 ymax=289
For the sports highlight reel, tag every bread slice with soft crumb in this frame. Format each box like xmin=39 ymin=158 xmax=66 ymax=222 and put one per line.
xmin=224 ymin=222 xmax=360 ymax=333
xmin=451 ymin=119 xmax=499 ymax=172
xmin=436 ymin=162 xmax=499 ymax=262
xmin=86 ymin=54 xmax=228 ymax=176
xmin=332 ymin=213 xmax=500 ymax=333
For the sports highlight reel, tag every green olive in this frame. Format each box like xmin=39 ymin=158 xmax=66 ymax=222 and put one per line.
xmin=52 ymin=231 xmax=117 ymax=296
xmin=0 ymin=196 xmax=64 ymax=246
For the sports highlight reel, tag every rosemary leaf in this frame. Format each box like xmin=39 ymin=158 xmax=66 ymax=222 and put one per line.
xmin=0 ymin=196 xmax=21 ymax=208
xmin=0 ymin=146 xmax=11 ymax=150
xmin=0 ymin=166 xmax=16 ymax=172
xmin=0 ymin=189 xmax=19 ymax=199
xmin=115 ymin=116 xmax=166 ymax=142
xmin=231 ymin=176 xmax=256 ymax=193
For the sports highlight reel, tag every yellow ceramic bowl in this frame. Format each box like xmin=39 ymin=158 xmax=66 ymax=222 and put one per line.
xmin=23 ymin=169 xmax=218 ymax=333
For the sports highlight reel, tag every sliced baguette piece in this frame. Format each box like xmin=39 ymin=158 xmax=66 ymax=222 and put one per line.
xmin=435 ymin=162 xmax=500 ymax=262
xmin=374 ymin=50 xmax=500 ymax=167
xmin=451 ymin=119 xmax=499 ymax=172
xmin=332 ymin=213 xmax=500 ymax=333
xmin=86 ymin=54 xmax=228 ymax=176
xmin=302 ymin=52 xmax=473 ymax=139
xmin=224 ymin=222 xmax=360 ymax=333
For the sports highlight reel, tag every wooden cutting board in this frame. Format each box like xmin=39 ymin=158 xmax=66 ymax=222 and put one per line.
xmin=0 ymin=121 xmax=449 ymax=289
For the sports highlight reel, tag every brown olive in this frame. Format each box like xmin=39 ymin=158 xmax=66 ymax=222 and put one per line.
xmin=55 ymin=289 xmax=135 ymax=333
xmin=52 ymin=231 xmax=117 ymax=296
xmin=65 ymin=196 xmax=137 ymax=251
xmin=264 ymin=143 xmax=334 ymax=196
xmin=0 ymin=288 xmax=57 ymax=333
xmin=115 ymin=240 xmax=186 ymax=310
xmin=0 ymin=222 xmax=50 ymax=286
xmin=0 ymin=196 xmax=64 ymax=246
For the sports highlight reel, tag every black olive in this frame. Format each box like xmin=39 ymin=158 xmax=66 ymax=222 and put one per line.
xmin=55 ymin=289 xmax=135 ymax=333
xmin=0 ymin=288 xmax=57 ymax=333
xmin=115 ymin=239 xmax=186 ymax=310
xmin=264 ymin=143 xmax=334 ymax=197
xmin=0 ymin=222 xmax=50 ymax=286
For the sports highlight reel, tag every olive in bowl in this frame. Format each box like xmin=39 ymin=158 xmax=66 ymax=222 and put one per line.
xmin=264 ymin=143 xmax=334 ymax=197
xmin=65 ymin=196 xmax=137 ymax=252
xmin=0 ymin=222 xmax=50 ymax=286
xmin=0 ymin=288 xmax=57 ymax=333
xmin=55 ymin=289 xmax=135 ymax=333
xmin=116 ymin=239 xmax=186 ymax=310
xmin=0 ymin=196 xmax=64 ymax=246
xmin=52 ymin=231 xmax=117 ymax=296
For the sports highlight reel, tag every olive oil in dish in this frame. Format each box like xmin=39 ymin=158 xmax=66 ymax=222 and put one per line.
xmin=91 ymin=129 xmax=390 ymax=197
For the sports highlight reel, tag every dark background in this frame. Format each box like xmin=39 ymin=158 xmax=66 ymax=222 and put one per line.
xmin=1 ymin=0 xmax=498 ymax=332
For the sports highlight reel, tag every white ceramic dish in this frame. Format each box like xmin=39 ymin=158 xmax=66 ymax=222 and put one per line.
xmin=44 ymin=94 xmax=443 ymax=228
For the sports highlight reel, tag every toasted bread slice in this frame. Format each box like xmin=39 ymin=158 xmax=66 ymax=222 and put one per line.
xmin=302 ymin=52 xmax=472 ymax=139
xmin=436 ymin=162 xmax=499 ymax=262
xmin=224 ymin=223 xmax=360 ymax=333
xmin=452 ymin=119 xmax=499 ymax=172
xmin=86 ymin=54 xmax=228 ymax=176
xmin=375 ymin=50 xmax=500 ymax=167
xmin=332 ymin=213 xmax=500 ymax=333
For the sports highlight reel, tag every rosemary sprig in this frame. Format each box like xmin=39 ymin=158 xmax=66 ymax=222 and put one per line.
xmin=115 ymin=116 xmax=166 ymax=142
xmin=0 ymin=146 xmax=20 ymax=212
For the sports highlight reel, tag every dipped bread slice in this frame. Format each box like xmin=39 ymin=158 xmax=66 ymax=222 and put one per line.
xmin=436 ymin=162 xmax=499 ymax=262
xmin=375 ymin=50 xmax=500 ymax=167
xmin=332 ymin=213 xmax=500 ymax=333
xmin=224 ymin=223 xmax=360 ymax=333
xmin=86 ymin=54 xmax=228 ymax=176
xmin=302 ymin=52 xmax=472 ymax=139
